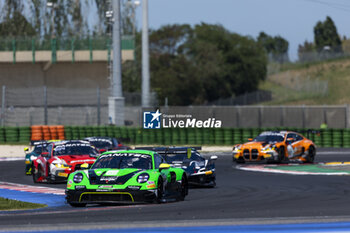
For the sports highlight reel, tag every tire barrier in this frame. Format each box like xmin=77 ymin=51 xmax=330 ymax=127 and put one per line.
xmin=0 ymin=126 xmax=350 ymax=147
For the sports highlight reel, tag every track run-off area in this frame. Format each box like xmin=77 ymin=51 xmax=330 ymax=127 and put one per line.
xmin=1 ymin=148 xmax=350 ymax=232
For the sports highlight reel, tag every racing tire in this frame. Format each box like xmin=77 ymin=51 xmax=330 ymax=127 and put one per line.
xmin=69 ymin=203 xmax=87 ymax=207
xmin=277 ymin=147 xmax=285 ymax=163
xmin=306 ymin=146 xmax=316 ymax=163
xmin=179 ymin=175 xmax=188 ymax=201
xmin=32 ymin=165 xmax=43 ymax=183
xmin=155 ymin=177 xmax=164 ymax=204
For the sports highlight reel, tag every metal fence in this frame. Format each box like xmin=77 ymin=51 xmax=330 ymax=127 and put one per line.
xmin=0 ymin=86 xmax=157 ymax=126
xmin=0 ymin=86 xmax=349 ymax=128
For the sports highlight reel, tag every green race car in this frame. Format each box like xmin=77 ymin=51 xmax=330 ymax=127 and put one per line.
xmin=65 ymin=150 xmax=188 ymax=207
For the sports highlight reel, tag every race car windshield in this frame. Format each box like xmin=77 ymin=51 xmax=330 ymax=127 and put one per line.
xmin=254 ymin=135 xmax=284 ymax=142
xmin=33 ymin=145 xmax=48 ymax=154
xmin=53 ymin=145 xmax=98 ymax=157
xmin=92 ymin=153 xmax=152 ymax=170
xmin=162 ymin=152 xmax=205 ymax=163
xmin=89 ymin=141 xmax=112 ymax=149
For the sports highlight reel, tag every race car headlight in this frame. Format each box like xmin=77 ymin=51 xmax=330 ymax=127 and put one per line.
xmin=52 ymin=159 xmax=68 ymax=168
xmin=137 ymin=173 xmax=149 ymax=183
xmin=73 ymin=173 xmax=84 ymax=183
xmin=233 ymin=145 xmax=242 ymax=152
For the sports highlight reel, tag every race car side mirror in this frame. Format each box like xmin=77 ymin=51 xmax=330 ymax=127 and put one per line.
xmin=81 ymin=163 xmax=89 ymax=169
xmin=248 ymin=138 xmax=253 ymax=141
xmin=210 ymin=155 xmax=218 ymax=160
xmin=24 ymin=147 xmax=29 ymax=152
xmin=159 ymin=163 xmax=170 ymax=171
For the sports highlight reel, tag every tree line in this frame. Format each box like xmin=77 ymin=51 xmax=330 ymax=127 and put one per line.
xmin=298 ymin=16 xmax=343 ymax=62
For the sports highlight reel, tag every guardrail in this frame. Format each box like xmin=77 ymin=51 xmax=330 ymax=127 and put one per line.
xmin=0 ymin=126 xmax=348 ymax=148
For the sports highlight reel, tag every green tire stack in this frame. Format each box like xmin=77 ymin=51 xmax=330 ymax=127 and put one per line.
xmin=214 ymin=128 xmax=224 ymax=145
xmin=64 ymin=126 xmax=72 ymax=140
xmin=321 ymin=129 xmax=332 ymax=147
xmin=224 ymin=128 xmax=233 ymax=145
xmin=0 ymin=127 xmax=5 ymax=143
xmin=98 ymin=126 xmax=107 ymax=137
xmin=120 ymin=127 xmax=128 ymax=141
xmin=92 ymin=126 xmax=100 ymax=137
xmin=172 ymin=128 xmax=180 ymax=145
xmin=5 ymin=127 xmax=19 ymax=142
xmin=313 ymin=129 xmax=322 ymax=147
xmin=78 ymin=126 xmax=87 ymax=139
xmin=332 ymin=129 xmax=343 ymax=148
xmin=149 ymin=129 xmax=157 ymax=144
xmin=343 ymin=129 xmax=350 ymax=148
xmin=242 ymin=128 xmax=253 ymax=142
xmin=202 ymin=128 xmax=211 ymax=145
xmin=233 ymin=128 xmax=242 ymax=144
xmin=85 ymin=126 xmax=94 ymax=137
xmin=106 ymin=126 xmax=115 ymax=137
xmin=19 ymin=126 xmax=31 ymax=143
xmin=135 ymin=128 xmax=142 ymax=144
xmin=127 ymin=128 xmax=136 ymax=144
xmin=163 ymin=128 xmax=172 ymax=145
xmin=113 ymin=127 xmax=122 ymax=139
xmin=71 ymin=126 xmax=80 ymax=139
xmin=178 ymin=128 xmax=187 ymax=145
xmin=141 ymin=129 xmax=150 ymax=144
xmin=187 ymin=128 xmax=196 ymax=145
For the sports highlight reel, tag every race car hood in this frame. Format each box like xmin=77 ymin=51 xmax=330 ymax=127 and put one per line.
xmin=241 ymin=141 xmax=273 ymax=149
xmin=57 ymin=154 xmax=96 ymax=165
xmin=87 ymin=168 xmax=141 ymax=185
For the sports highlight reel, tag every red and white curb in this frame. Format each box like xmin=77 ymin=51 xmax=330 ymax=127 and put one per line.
xmin=0 ymin=182 xmax=65 ymax=195
xmin=235 ymin=164 xmax=350 ymax=176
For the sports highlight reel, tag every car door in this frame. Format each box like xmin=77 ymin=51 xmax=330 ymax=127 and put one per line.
xmin=287 ymin=133 xmax=304 ymax=156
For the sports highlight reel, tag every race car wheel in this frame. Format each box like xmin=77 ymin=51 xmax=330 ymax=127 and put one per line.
xmin=69 ymin=203 xmax=87 ymax=207
xmin=32 ymin=165 xmax=43 ymax=183
xmin=277 ymin=147 xmax=285 ymax=163
xmin=306 ymin=146 xmax=316 ymax=163
xmin=179 ymin=175 xmax=188 ymax=201
xmin=155 ymin=177 xmax=164 ymax=204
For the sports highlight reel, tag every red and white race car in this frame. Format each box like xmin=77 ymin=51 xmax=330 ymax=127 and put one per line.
xmin=32 ymin=140 xmax=98 ymax=183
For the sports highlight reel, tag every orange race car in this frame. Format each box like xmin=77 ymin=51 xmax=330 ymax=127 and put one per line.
xmin=232 ymin=131 xmax=316 ymax=164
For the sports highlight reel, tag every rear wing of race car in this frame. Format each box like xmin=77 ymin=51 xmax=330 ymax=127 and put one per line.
xmin=135 ymin=146 xmax=202 ymax=154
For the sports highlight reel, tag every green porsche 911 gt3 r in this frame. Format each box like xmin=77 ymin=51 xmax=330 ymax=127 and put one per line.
xmin=65 ymin=150 xmax=188 ymax=207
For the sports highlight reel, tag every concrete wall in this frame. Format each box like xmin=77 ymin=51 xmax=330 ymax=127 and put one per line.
xmin=0 ymin=62 xmax=110 ymax=89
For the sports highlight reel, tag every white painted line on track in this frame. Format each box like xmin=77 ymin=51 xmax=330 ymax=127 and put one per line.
xmin=235 ymin=165 xmax=350 ymax=176
xmin=0 ymin=181 xmax=65 ymax=195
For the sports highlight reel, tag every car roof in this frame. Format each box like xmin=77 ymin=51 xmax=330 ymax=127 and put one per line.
xmin=53 ymin=140 xmax=91 ymax=146
xmin=101 ymin=149 xmax=155 ymax=156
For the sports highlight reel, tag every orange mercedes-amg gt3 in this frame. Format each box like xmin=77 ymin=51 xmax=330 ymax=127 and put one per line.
xmin=232 ymin=131 xmax=316 ymax=163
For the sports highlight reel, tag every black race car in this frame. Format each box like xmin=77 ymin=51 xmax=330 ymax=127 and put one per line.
xmin=136 ymin=147 xmax=217 ymax=187
xmin=84 ymin=137 xmax=130 ymax=153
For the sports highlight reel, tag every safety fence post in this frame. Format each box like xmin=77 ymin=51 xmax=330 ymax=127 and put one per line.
xmin=97 ymin=87 xmax=101 ymax=126
xmin=44 ymin=86 xmax=48 ymax=125
xmin=1 ymin=86 xmax=6 ymax=126
xmin=32 ymin=38 xmax=35 ymax=64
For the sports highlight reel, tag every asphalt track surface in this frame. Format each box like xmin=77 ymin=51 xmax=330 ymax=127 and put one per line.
xmin=1 ymin=148 xmax=350 ymax=231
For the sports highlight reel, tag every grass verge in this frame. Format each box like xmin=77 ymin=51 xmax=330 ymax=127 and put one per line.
xmin=0 ymin=197 xmax=47 ymax=210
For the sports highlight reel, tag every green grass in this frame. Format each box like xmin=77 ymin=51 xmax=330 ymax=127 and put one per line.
xmin=262 ymin=57 xmax=350 ymax=105
xmin=0 ymin=197 xmax=47 ymax=210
